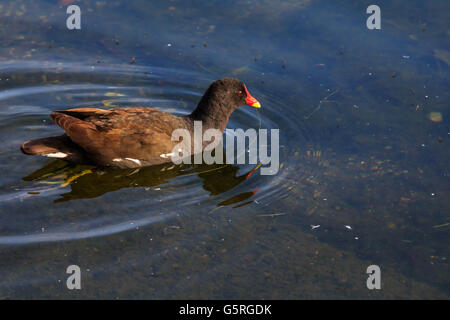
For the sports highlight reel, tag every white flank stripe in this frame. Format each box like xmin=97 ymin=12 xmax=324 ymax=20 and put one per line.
xmin=160 ymin=153 xmax=175 ymax=159
xmin=45 ymin=152 xmax=67 ymax=158
xmin=125 ymin=158 xmax=141 ymax=165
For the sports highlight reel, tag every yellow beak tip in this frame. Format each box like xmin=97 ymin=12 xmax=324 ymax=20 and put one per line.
xmin=251 ymin=102 xmax=261 ymax=108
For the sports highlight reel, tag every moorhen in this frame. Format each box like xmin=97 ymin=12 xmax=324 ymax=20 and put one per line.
xmin=21 ymin=78 xmax=261 ymax=168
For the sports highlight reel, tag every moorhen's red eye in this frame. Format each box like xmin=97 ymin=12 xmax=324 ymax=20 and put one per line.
xmin=237 ymin=91 xmax=243 ymax=96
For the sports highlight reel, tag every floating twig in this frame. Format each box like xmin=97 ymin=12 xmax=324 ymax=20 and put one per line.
xmin=433 ymin=222 xmax=450 ymax=229
xmin=304 ymin=89 xmax=340 ymax=119
xmin=256 ymin=212 xmax=286 ymax=217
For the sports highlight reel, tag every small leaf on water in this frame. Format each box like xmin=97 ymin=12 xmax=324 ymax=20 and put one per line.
xmin=104 ymin=92 xmax=126 ymax=97
xmin=428 ymin=112 xmax=443 ymax=122
xmin=102 ymin=100 xmax=119 ymax=107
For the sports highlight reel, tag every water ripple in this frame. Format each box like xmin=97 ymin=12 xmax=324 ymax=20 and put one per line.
xmin=0 ymin=60 xmax=314 ymax=246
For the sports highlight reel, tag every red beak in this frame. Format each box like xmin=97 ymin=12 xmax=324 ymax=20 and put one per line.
xmin=244 ymin=85 xmax=261 ymax=108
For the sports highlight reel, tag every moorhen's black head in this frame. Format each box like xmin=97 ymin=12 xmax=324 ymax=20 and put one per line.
xmin=190 ymin=78 xmax=260 ymax=130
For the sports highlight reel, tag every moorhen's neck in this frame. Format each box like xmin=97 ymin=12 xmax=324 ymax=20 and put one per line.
xmin=188 ymin=91 xmax=236 ymax=132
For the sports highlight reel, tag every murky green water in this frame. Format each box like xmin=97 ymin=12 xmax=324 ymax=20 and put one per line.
xmin=0 ymin=0 xmax=448 ymax=299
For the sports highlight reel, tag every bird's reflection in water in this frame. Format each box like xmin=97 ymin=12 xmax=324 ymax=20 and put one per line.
xmin=22 ymin=159 xmax=259 ymax=206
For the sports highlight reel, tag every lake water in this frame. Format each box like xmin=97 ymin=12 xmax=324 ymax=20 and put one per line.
xmin=0 ymin=0 xmax=448 ymax=299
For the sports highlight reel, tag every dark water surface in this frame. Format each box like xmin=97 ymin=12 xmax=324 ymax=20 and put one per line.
xmin=0 ymin=0 xmax=448 ymax=298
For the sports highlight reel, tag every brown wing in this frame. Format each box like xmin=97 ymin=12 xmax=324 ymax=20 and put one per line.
xmin=97 ymin=108 xmax=182 ymax=160
xmin=50 ymin=110 xmax=103 ymax=154
xmin=51 ymin=108 xmax=110 ymax=120
xmin=49 ymin=108 xmax=181 ymax=166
